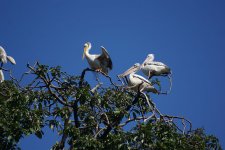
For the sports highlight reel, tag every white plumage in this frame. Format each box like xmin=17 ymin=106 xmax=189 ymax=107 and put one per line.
xmin=141 ymin=54 xmax=171 ymax=79
xmin=118 ymin=63 xmax=158 ymax=93
xmin=0 ymin=46 xmax=16 ymax=65
xmin=83 ymin=42 xmax=112 ymax=75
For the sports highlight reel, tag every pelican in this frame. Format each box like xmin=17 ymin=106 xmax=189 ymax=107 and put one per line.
xmin=140 ymin=54 xmax=172 ymax=93
xmin=118 ymin=63 xmax=158 ymax=111
xmin=82 ymin=42 xmax=112 ymax=75
xmin=141 ymin=54 xmax=171 ymax=79
xmin=0 ymin=70 xmax=4 ymax=83
xmin=0 ymin=46 xmax=16 ymax=66
xmin=118 ymin=63 xmax=158 ymax=94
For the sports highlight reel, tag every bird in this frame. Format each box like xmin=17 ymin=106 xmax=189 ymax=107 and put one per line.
xmin=118 ymin=63 xmax=158 ymax=94
xmin=118 ymin=63 xmax=158 ymax=111
xmin=140 ymin=54 xmax=171 ymax=79
xmin=0 ymin=70 xmax=4 ymax=83
xmin=82 ymin=42 xmax=112 ymax=75
xmin=0 ymin=46 xmax=16 ymax=66
xmin=140 ymin=54 xmax=172 ymax=93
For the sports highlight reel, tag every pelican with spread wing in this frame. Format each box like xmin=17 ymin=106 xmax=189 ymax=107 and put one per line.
xmin=0 ymin=46 xmax=16 ymax=66
xmin=141 ymin=54 xmax=171 ymax=79
xmin=82 ymin=42 xmax=113 ymax=75
xmin=118 ymin=63 xmax=158 ymax=94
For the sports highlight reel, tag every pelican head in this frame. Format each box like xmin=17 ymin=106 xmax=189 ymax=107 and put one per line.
xmin=142 ymin=54 xmax=155 ymax=66
xmin=118 ymin=63 xmax=141 ymax=77
xmin=83 ymin=42 xmax=92 ymax=59
xmin=147 ymin=54 xmax=154 ymax=59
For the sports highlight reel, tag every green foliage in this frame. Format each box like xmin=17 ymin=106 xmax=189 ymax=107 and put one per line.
xmin=0 ymin=81 xmax=45 ymax=149
xmin=0 ymin=64 xmax=222 ymax=149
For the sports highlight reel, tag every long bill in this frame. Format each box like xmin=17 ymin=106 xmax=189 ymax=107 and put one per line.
xmin=82 ymin=48 xmax=86 ymax=60
xmin=82 ymin=51 xmax=85 ymax=60
xmin=118 ymin=65 xmax=139 ymax=77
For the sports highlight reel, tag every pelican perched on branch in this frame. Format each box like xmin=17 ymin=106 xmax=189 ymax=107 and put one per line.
xmin=140 ymin=54 xmax=172 ymax=93
xmin=118 ymin=63 xmax=158 ymax=94
xmin=82 ymin=42 xmax=113 ymax=75
xmin=118 ymin=63 xmax=158 ymax=111
xmin=0 ymin=46 xmax=16 ymax=66
xmin=141 ymin=54 xmax=171 ymax=79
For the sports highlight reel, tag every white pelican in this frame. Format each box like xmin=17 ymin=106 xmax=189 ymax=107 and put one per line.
xmin=0 ymin=46 xmax=16 ymax=66
xmin=141 ymin=54 xmax=171 ymax=79
xmin=140 ymin=54 xmax=172 ymax=93
xmin=118 ymin=63 xmax=158 ymax=111
xmin=0 ymin=70 xmax=4 ymax=83
xmin=82 ymin=42 xmax=112 ymax=75
xmin=118 ymin=63 xmax=158 ymax=94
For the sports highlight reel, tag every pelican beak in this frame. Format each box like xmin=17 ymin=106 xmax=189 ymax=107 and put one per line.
xmin=118 ymin=65 xmax=139 ymax=77
xmin=82 ymin=52 xmax=85 ymax=59
xmin=82 ymin=47 xmax=86 ymax=60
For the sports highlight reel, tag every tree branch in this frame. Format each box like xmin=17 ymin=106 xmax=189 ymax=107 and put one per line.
xmin=55 ymin=116 xmax=70 ymax=150
xmin=99 ymin=84 xmax=142 ymax=139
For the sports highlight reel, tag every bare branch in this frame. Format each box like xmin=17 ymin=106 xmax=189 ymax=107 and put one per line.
xmin=119 ymin=116 xmax=145 ymax=127
xmin=163 ymin=115 xmax=192 ymax=133
xmin=79 ymin=67 xmax=123 ymax=88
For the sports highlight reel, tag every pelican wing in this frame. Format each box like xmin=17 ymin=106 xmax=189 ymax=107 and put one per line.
xmin=145 ymin=61 xmax=166 ymax=66
xmin=133 ymin=74 xmax=152 ymax=85
xmin=0 ymin=46 xmax=7 ymax=63
xmin=7 ymin=56 xmax=16 ymax=65
xmin=0 ymin=46 xmax=6 ymax=54
xmin=97 ymin=46 xmax=113 ymax=70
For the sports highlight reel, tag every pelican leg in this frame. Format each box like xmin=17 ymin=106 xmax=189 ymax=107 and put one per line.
xmin=148 ymin=71 xmax=151 ymax=79
xmin=95 ymin=68 xmax=102 ymax=73
xmin=148 ymin=71 xmax=154 ymax=79
xmin=95 ymin=68 xmax=108 ymax=77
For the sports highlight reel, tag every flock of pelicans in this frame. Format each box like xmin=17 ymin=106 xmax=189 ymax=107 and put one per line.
xmin=0 ymin=42 xmax=171 ymax=97
xmin=82 ymin=42 xmax=172 ymax=94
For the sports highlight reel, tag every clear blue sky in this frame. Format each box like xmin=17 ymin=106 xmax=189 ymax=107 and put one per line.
xmin=1 ymin=0 xmax=225 ymax=149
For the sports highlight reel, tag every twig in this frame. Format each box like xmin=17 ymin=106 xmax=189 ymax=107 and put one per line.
xmin=90 ymin=82 xmax=103 ymax=94
xmin=144 ymin=111 xmax=156 ymax=123
xmin=99 ymin=83 xmax=143 ymax=139
xmin=102 ymin=113 xmax=110 ymax=125
xmin=94 ymin=127 xmax=106 ymax=138
xmin=163 ymin=115 xmax=192 ymax=133
xmin=27 ymin=63 xmax=72 ymax=107
xmin=119 ymin=117 xmax=145 ymax=127
xmin=140 ymin=92 xmax=154 ymax=111
xmin=79 ymin=67 xmax=123 ymax=88
xmin=167 ymin=74 xmax=172 ymax=94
